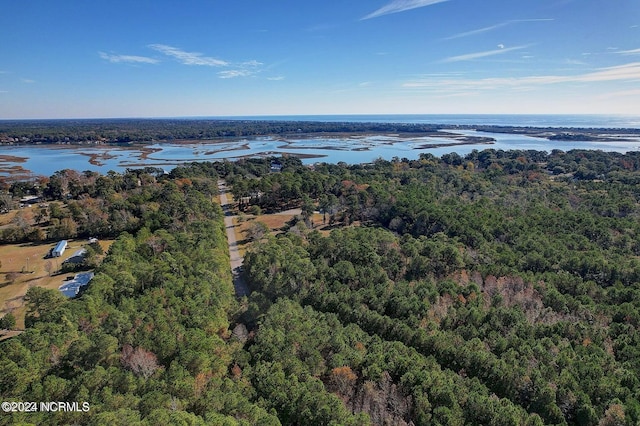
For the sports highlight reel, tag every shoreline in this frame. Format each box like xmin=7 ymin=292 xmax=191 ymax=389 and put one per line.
xmin=2 ymin=121 xmax=640 ymax=148
xmin=1 ymin=124 xmax=640 ymax=178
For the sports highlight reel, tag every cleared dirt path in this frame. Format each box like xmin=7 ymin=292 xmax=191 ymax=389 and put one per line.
xmin=217 ymin=180 xmax=250 ymax=297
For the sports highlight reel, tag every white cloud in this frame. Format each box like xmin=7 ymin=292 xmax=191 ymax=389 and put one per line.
xmin=441 ymin=45 xmax=530 ymax=63
xmin=444 ymin=23 xmax=508 ymax=40
xmin=148 ymin=44 xmax=228 ymax=66
xmin=575 ymin=62 xmax=640 ymax=82
xmin=404 ymin=62 xmax=640 ymax=91
xmin=101 ymin=44 xmax=265 ymax=79
xmin=99 ymin=52 xmax=159 ymax=64
xmin=218 ymin=59 xmax=265 ymax=78
xmin=362 ymin=0 xmax=450 ymax=20
xmin=443 ymin=19 xmax=553 ymax=40
xmin=596 ymin=88 xmax=640 ymax=99
xmin=267 ymin=76 xmax=285 ymax=81
xmin=21 ymin=78 xmax=36 ymax=83
xmin=218 ymin=70 xmax=254 ymax=79
xmin=618 ymin=48 xmax=640 ymax=55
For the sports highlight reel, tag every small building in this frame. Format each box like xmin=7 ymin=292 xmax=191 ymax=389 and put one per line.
xmin=270 ymin=162 xmax=283 ymax=172
xmin=58 ymin=272 xmax=94 ymax=298
xmin=20 ymin=195 xmax=41 ymax=205
xmin=63 ymin=248 xmax=86 ymax=264
xmin=52 ymin=240 xmax=68 ymax=257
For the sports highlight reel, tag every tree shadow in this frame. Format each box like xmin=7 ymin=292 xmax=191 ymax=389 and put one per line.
xmin=22 ymin=275 xmax=47 ymax=284
xmin=318 ymin=223 xmax=343 ymax=231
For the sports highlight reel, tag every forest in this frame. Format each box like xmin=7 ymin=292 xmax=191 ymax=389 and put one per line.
xmin=0 ymin=119 xmax=445 ymax=145
xmin=1 ymin=118 xmax=638 ymax=145
xmin=2 ymin=146 xmax=640 ymax=424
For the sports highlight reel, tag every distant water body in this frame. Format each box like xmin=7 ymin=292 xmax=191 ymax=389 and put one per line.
xmin=3 ymin=114 xmax=640 ymax=177
xmin=220 ymin=114 xmax=640 ymax=129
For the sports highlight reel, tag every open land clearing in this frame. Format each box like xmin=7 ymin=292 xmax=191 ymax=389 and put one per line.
xmin=0 ymin=237 xmax=113 ymax=337
xmin=234 ymin=209 xmax=327 ymax=256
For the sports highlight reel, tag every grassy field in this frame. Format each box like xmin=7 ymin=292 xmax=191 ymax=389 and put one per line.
xmin=0 ymin=238 xmax=113 ymax=335
xmin=234 ymin=211 xmax=327 ymax=257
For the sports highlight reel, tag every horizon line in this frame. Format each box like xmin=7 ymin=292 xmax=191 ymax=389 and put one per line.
xmin=1 ymin=112 xmax=637 ymax=122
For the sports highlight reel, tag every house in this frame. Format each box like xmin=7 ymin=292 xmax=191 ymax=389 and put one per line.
xmin=51 ymin=240 xmax=68 ymax=257
xmin=58 ymin=272 xmax=94 ymax=298
xmin=63 ymin=248 xmax=86 ymax=264
xmin=20 ymin=195 xmax=41 ymax=205
xmin=270 ymin=162 xmax=283 ymax=172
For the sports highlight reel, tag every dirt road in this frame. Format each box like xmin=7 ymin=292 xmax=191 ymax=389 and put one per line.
xmin=217 ymin=180 xmax=250 ymax=297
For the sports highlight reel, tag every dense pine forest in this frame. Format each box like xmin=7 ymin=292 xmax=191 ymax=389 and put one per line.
xmin=1 ymin=119 xmax=637 ymax=145
xmin=0 ymin=119 xmax=445 ymax=144
xmin=3 ymin=147 xmax=640 ymax=424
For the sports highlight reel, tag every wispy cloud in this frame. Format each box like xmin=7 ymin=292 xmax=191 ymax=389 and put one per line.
xmin=617 ymin=48 xmax=640 ymax=55
xmin=444 ymin=19 xmax=553 ymax=40
xmin=101 ymin=44 xmax=265 ymax=79
xmin=267 ymin=76 xmax=285 ymax=81
xmin=99 ymin=52 xmax=159 ymax=64
xmin=148 ymin=44 xmax=228 ymax=66
xmin=218 ymin=70 xmax=254 ymax=79
xmin=596 ymin=88 xmax=640 ymax=99
xmin=242 ymin=60 xmax=263 ymax=67
xmin=441 ymin=45 xmax=530 ymax=63
xmin=362 ymin=0 xmax=450 ymax=20
xmin=218 ymin=60 xmax=264 ymax=79
xmin=444 ymin=23 xmax=508 ymax=40
xmin=404 ymin=62 xmax=640 ymax=91
xmin=20 ymin=78 xmax=36 ymax=84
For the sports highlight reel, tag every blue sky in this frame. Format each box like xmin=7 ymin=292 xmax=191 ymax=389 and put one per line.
xmin=1 ymin=0 xmax=639 ymax=118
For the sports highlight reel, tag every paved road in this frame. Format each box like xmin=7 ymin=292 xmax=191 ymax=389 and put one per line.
xmin=218 ymin=180 xmax=250 ymax=297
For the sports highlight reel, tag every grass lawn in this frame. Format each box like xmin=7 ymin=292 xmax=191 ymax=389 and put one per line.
xmin=0 ymin=238 xmax=113 ymax=336
xmin=235 ymin=211 xmax=327 ymax=256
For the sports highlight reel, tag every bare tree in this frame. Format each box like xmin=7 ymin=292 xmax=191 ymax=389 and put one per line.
xmin=0 ymin=192 xmax=14 ymax=213
xmin=245 ymin=221 xmax=269 ymax=242
xmin=121 ymin=345 xmax=161 ymax=379
xmin=5 ymin=272 xmax=20 ymax=284
xmin=34 ymin=207 xmax=47 ymax=224
xmin=44 ymin=261 xmax=53 ymax=277
xmin=329 ymin=366 xmax=358 ymax=396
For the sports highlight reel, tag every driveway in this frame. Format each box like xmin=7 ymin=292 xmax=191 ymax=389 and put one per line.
xmin=217 ymin=180 xmax=250 ymax=297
